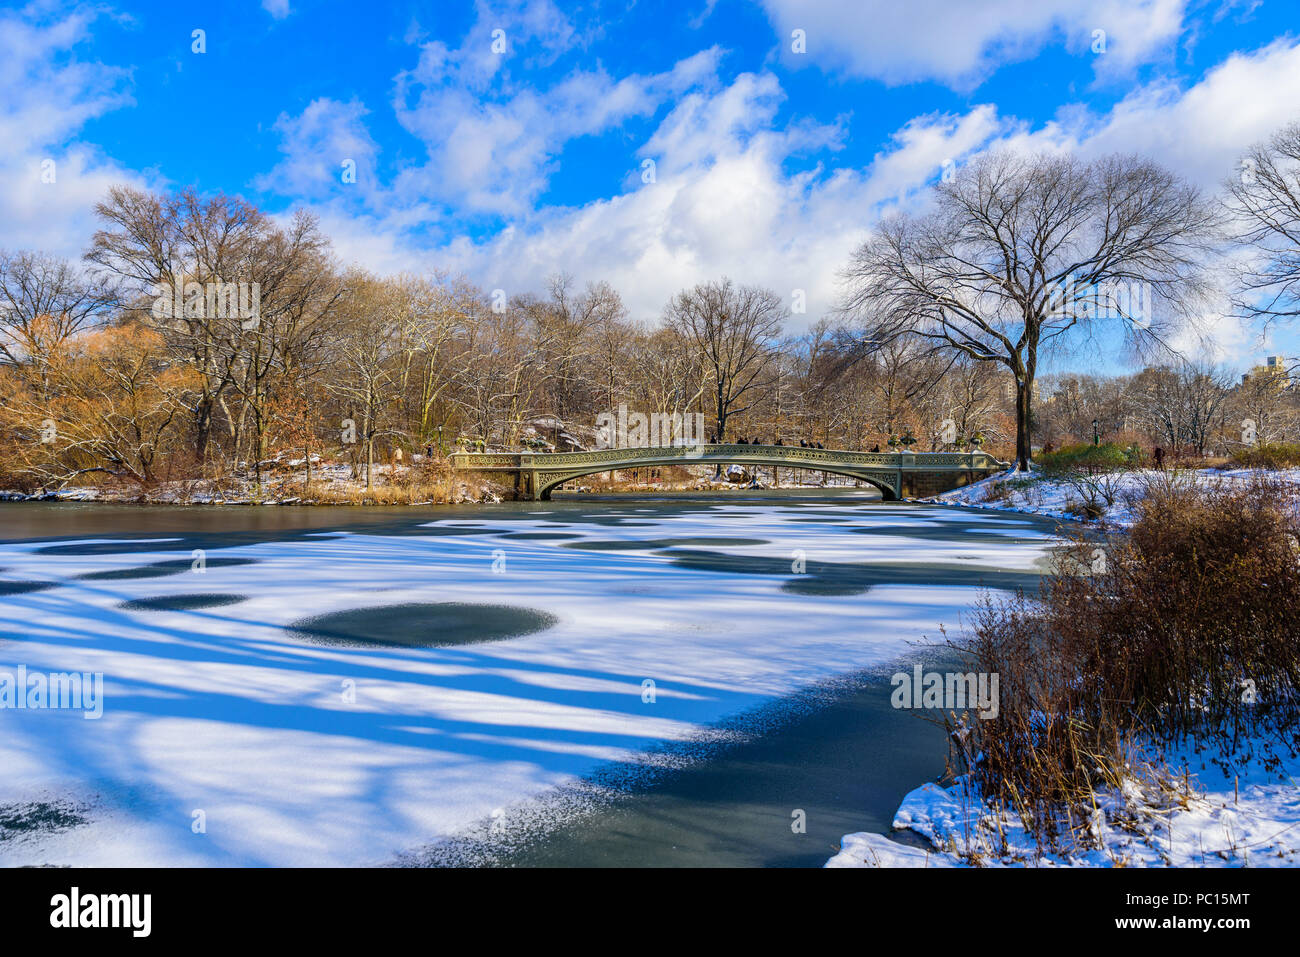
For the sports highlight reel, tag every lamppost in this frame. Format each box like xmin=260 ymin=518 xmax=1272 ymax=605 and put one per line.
xmin=1092 ymin=419 xmax=1099 ymax=446
xmin=436 ymin=424 xmax=444 ymax=456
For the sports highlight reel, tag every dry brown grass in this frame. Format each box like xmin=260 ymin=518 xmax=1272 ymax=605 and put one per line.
xmin=297 ymin=464 xmax=505 ymax=505
xmin=947 ymin=475 xmax=1300 ymax=851
xmin=1229 ymin=442 xmax=1300 ymax=470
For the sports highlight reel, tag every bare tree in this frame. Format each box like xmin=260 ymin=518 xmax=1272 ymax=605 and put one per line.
xmin=0 ymin=250 xmax=118 ymax=386
xmin=631 ymin=324 xmax=707 ymax=428
xmin=330 ymin=271 xmax=417 ymax=488
xmin=1227 ymin=121 xmax=1300 ymax=327
xmin=839 ymin=151 xmax=1220 ymax=469
xmin=1230 ymin=361 xmax=1296 ymax=448
xmin=1038 ymin=372 xmax=1129 ymax=446
xmin=86 ymin=187 xmax=343 ymax=474
xmin=935 ymin=354 xmax=1007 ymax=450
xmin=393 ymin=273 xmax=477 ymax=448
xmin=223 ymin=210 xmax=343 ymax=485
xmin=1128 ymin=362 xmax=1233 ymax=455
xmin=6 ymin=323 xmax=197 ymax=489
xmin=663 ymin=278 xmax=783 ymax=441
xmin=87 ymin=187 xmax=253 ymax=463
xmin=453 ymin=295 xmax=551 ymax=447
xmin=590 ymin=284 xmax=634 ymax=415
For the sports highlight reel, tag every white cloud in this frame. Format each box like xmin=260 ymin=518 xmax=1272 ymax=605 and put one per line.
xmin=0 ymin=7 xmax=149 ymax=259
xmin=262 ymin=0 xmax=291 ymax=20
xmin=5 ymin=0 xmax=1295 ymax=374
xmin=943 ymin=37 xmax=1300 ymax=368
xmin=305 ymin=33 xmax=1300 ymax=379
xmin=1038 ymin=37 xmax=1300 ymax=188
xmin=403 ymin=74 xmax=1003 ymax=324
xmin=388 ymin=1 xmax=723 ymax=214
xmin=0 ymin=8 xmax=131 ymax=149
xmin=255 ymin=98 xmax=380 ymax=200
xmin=758 ymin=0 xmax=1187 ymax=88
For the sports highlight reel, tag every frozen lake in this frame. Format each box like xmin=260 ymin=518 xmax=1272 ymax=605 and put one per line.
xmin=0 ymin=492 xmax=1060 ymax=866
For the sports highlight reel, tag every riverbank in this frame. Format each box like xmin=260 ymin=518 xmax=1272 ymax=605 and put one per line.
xmin=832 ymin=474 xmax=1300 ymax=869
xmin=828 ymin=738 xmax=1300 ymax=867
xmin=923 ymin=465 xmax=1300 ymax=526
xmin=0 ymin=480 xmax=851 ymax=506
xmin=0 ymin=463 xmax=873 ymax=507
xmin=0 ymin=460 xmax=511 ymax=506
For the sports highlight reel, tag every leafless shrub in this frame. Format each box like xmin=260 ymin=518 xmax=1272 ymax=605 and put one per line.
xmin=949 ymin=476 xmax=1300 ymax=851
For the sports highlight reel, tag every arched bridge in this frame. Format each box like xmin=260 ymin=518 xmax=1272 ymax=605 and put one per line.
xmin=449 ymin=445 xmax=1007 ymax=501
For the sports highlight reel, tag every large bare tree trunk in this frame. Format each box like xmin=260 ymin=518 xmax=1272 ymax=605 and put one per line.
xmin=1015 ymin=383 xmax=1032 ymax=471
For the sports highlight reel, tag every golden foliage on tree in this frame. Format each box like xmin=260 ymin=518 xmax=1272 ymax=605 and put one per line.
xmin=3 ymin=323 xmax=200 ymax=489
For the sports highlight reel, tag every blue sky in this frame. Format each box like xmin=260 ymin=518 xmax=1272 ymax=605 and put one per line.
xmin=5 ymin=0 xmax=1300 ymax=371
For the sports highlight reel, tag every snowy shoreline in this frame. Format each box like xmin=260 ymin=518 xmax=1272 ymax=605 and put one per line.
xmin=828 ymin=740 xmax=1300 ymax=868
xmin=920 ymin=464 xmax=1300 ymax=527
xmin=0 ymin=471 xmax=861 ymax=508
xmin=830 ymin=465 xmax=1300 ymax=869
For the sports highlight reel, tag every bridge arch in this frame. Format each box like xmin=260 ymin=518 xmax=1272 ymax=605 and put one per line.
xmin=450 ymin=445 xmax=1007 ymax=502
xmin=532 ymin=453 xmax=902 ymax=500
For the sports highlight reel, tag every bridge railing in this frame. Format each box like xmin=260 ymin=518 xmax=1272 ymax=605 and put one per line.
xmin=449 ymin=445 xmax=1006 ymax=471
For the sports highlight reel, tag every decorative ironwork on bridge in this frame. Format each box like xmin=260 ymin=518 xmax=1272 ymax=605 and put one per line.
xmin=449 ymin=444 xmax=1007 ymax=501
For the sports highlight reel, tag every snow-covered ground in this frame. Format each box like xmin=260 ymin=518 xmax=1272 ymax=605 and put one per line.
xmin=828 ymin=741 xmax=1300 ymax=868
xmin=0 ymin=501 xmax=1055 ymax=866
xmin=925 ymin=466 xmax=1300 ymax=527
